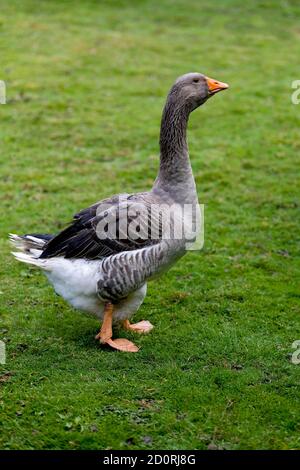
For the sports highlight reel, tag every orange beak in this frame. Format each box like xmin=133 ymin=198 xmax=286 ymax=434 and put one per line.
xmin=205 ymin=76 xmax=229 ymax=95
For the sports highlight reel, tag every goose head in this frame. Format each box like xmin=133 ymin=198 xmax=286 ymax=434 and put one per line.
xmin=171 ymin=72 xmax=229 ymax=112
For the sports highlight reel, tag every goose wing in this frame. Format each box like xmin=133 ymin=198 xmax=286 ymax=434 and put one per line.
xmin=40 ymin=193 xmax=162 ymax=260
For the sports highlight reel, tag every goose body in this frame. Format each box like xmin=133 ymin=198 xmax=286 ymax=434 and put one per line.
xmin=11 ymin=72 xmax=228 ymax=352
xmin=12 ymin=239 xmax=148 ymax=321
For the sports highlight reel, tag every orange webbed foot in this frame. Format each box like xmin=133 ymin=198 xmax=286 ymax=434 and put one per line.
xmin=123 ymin=319 xmax=154 ymax=334
xmin=95 ymin=303 xmax=140 ymax=353
xmin=106 ymin=338 xmax=139 ymax=353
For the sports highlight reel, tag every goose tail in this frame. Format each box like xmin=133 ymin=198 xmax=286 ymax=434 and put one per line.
xmin=9 ymin=233 xmax=52 ymax=253
xmin=11 ymin=251 xmax=50 ymax=270
xmin=9 ymin=233 xmax=54 ymax=271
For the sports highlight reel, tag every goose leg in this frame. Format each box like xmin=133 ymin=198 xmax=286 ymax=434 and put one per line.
xmin=95 ymin=303 xmax=139 ymax=352
xmin=123 ymin=319 xmax=154 ymax=334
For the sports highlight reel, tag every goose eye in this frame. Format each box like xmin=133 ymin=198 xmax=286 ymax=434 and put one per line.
xmin=193 ymin=79 xmax=200 ymax=83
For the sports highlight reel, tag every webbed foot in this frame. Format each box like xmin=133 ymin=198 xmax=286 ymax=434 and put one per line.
xmin=95 ymin=303 xmax=139 ymax=353
xmin=123 ymin=319 xmax=154 ymax=334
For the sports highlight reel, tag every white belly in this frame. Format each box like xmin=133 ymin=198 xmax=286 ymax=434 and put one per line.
xmin=44 ymin=257 xmax=147 ymax=322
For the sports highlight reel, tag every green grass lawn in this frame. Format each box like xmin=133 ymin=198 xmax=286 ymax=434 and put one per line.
xmin=1 ymin=0 xmax=300 ymax=450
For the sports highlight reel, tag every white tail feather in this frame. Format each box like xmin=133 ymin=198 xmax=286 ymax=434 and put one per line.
xmin=9 ymin=233 xmax=47 ymax=254
xmin=11 ymin=252 xmax=50 ymax=271
xmin=9 ymin=234 xmax=27 ymax=251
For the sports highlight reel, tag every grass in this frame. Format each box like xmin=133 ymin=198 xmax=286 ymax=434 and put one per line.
xmin=0 ymin=0 xmax=300 ymax=450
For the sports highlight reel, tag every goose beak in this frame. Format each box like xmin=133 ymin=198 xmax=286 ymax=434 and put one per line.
xmin=205 ymin=76 xmax=229 ymax=95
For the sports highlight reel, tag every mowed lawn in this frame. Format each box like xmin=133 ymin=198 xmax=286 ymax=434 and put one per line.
xmin=1 ymin=0 xmax=300 ymax=450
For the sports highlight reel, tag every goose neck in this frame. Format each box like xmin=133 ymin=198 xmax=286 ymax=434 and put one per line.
xmin=153 ymin=97 xmax=196 ymax=201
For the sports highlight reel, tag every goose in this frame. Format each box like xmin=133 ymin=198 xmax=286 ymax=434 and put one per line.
xmin=10 ymin=72 xmax=228 ymax=352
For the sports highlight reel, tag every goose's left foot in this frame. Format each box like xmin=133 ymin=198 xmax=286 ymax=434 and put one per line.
xmin=123 ymin=319 xmax=154 ymax=334
xmin=106 ymin=338 xmax=139 ymax=352
xmin=95 ymin=303 xmax=139 ymax=353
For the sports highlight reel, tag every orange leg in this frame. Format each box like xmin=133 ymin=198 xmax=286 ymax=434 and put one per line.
xmin=95 ymin=303 xmax=139 ymax=353
xmin=123 ymin=319 xmax=154 ymax=334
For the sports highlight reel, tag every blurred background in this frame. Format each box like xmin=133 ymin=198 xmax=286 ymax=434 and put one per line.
xmin=0 ymin=0 xmax=300 ymax=450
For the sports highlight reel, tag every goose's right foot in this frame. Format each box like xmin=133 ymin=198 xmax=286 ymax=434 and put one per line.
xmin=95 ymin=303 xmax=139 ymax=353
